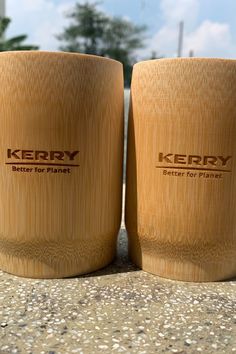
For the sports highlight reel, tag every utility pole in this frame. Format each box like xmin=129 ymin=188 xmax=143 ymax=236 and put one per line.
xmin=0 ymin=0 xmax=5 ymax=18
xmin=189 ymin=50 xmax=194 ymax=57
xmin=0 ymin=0 xmax=5 ymax=41
xmin=141 ymin=0 xmax=146 ymax=10
xmin=177 ymin=21 xmax=184 ymax=57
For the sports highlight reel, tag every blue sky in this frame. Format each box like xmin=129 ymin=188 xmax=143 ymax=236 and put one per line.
xmin=5 ymin=0 xmax=236 ymax=59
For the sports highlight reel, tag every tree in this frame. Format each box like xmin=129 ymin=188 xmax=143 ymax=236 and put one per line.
xmin=0 ymin=17 xmax=39 ymax=51
xmin=102 ymin=17 xmax=146 ymax=86
xmin=58 ymin=2 xmax=107 ymax=55
xmin=57 ymin=2 xmax=147 ymax=86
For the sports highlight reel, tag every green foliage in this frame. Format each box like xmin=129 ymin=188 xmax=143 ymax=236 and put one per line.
xmin=57 ymin=2 xmax=147 ymax=86
xmin=102 ymin=17 xmax=146 ymax=85
xmin=0 ymin=17 xmax=39 ymax=52
xmin=58 ymin=2 xmax=108 ymax=55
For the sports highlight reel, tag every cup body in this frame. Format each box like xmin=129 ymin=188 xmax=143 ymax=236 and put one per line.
xmin=0 ymin=51 xmax=124 ymax=278
xmin=126 ymin=58 xmax=236 ymax=281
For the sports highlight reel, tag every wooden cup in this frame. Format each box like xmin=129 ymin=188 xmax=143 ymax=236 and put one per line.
xmin=0 ymin=51 xmax=124 ymax=278
xmin=126 ymin=58 xmax=236 ymax=282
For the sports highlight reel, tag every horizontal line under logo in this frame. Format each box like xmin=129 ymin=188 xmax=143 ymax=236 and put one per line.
xmin=156 ymin=166 xmax=231 ymax=173
xmin=5 ymin=162 xmax=79 ymax=167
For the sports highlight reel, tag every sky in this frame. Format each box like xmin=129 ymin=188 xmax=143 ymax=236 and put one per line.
xmin=4 ymin=0 xmax=236 ymax=59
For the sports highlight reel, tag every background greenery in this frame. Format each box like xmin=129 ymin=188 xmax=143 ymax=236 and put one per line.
xmin=0 ymin=17 xmax=38 ymax=51
xmin=0 ymin=1 xmax=152 ymax=87
xmin=57 ymin=2 xmax=147 ymax=86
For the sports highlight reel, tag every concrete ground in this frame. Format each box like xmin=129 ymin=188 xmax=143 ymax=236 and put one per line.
xmin=0 ymin=228 xmax=235 ymax=354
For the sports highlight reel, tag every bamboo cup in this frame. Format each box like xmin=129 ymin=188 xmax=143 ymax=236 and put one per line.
xmin=0 ymin=51 xmax=124 ymax=278
xmin=126 ymin=58 xmax=236 ymax=282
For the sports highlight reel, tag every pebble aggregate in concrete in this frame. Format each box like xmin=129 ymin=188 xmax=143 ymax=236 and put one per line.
xmin=0 ymin=229 xmax=235 ymax=354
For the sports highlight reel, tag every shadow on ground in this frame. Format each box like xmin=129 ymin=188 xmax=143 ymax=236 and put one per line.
xmin=73 ymin=228 xmax=140 ymax=279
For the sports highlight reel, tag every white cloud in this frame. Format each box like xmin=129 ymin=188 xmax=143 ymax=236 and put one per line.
xmin=145 ymin=0 xmax=236 ymax=58
xmin=144 ymin=25 xmax=178 ymax=58
xmin=6 ymin=0 xmax=75 ymax=50
xmin=160 ymin=0 xmax=199 ymax=29
xmin=184 ymin=20 xmax=236 ymax=57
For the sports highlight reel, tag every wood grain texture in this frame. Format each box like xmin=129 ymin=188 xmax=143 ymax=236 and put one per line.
xmin=125 ymin=58 xmax=236 ymax=282
xmin=0 ymin=51 xmax=124 ymax=278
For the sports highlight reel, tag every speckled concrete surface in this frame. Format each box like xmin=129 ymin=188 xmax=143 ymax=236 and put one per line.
xmin=0 ymin=228 xmax=235 ymax=354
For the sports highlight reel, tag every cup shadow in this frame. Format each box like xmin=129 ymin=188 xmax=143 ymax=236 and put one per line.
xmin=70 ymin=228 xmax=140 ymax=279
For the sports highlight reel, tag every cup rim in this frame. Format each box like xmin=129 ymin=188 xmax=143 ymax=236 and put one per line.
xmin=134 ymin=57 xmax=236 ymax=68
xmin=0 ymin=50 xmax=122 ymax=66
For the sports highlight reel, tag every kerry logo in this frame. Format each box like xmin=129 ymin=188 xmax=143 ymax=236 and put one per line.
xmin=157 ymin=153 xmax=232 ymax=173
xmin=7 ymin=149 xmax=79 ymax=162
xmin=5 ymin=148 xmax=80 ymax=170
